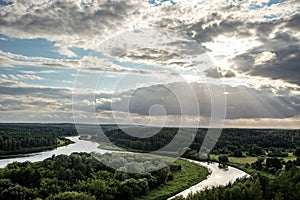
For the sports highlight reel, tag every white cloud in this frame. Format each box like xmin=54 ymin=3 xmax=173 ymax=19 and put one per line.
xmin=1 ymin=0 xmax=300 ymax=127
xmin=254 ymin=51 xmax=276 ymax=65
xmin=55 ymin=47 xmax=78 ymax=58
xmin=0 ymin=0 xmax=148 ymax=50
xmin=1 ymin=74 xmax=8 ymax=79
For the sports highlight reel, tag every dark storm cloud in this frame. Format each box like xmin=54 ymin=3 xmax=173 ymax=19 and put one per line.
xmin=250 ymin=46 xmax=300 ymax=85
xmin=96 ymin=82 xmax=210 ymax=116
xmin=123 ymin=48 xmax=194 ymax=67
xmin=187 ymin=14 xmax=298 ymax=44
xmin=152 ymin=9 xmax=254 ymax=43
xmin=96 ymin=82 xmax=300 ymax=119
xmin=190 ymin=20 xmax=250 ymax=43
xmin=0 ymin=82 xmax=75 ymax=112
xmin=228 ymin=13 xmax=300 ymax=85
xmin=0 ymin=0 xmax=143 ymax=41
xmin=224 ymin=85 xmax=300 ymax=119
xmin=164 ymin=40 xmax=206 ymax=56
xmin=124 ymin=48 xmax=180 ymax=63
xmin=223 ymin=70 xmax=236 ymax=78
xmin=0 ymin=83 xmax=114 ymax=112
xmin=151 ymin=4 xmax=299 ymax=47
xmin=151 ymin=9 xmax=223 ymax=40
xmin=232 ymin=44 xmax=300 ymax=85
xmin=286 ymin=13 xmax=300 ymax=31
xmin=204 ymin=67 xmax=236 ymax=78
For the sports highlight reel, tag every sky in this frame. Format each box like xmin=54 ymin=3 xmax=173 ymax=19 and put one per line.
xmin=0 ymin=0 xmax=299 ymax=128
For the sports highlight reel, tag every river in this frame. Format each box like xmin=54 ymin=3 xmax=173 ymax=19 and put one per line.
xmin=0 ymin=136 xmax=112 ymax=168
xmin=168 ymin=159 xmax=249 ymax=199
xmin=0 ymin=136 xmax=249 ymax=199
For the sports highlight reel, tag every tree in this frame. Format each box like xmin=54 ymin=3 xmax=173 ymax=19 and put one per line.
xmin=137 ymin=178 xmax=149 ymax=195
xmin=218 ymin=154 xmax=229 ymax=163
xmin=266 ymin=158 xmax=282 ymax=171
xmin=249 ymin=145 xmax=264 ymax=156
xmin=294 ymin=147 xmax=300 ymax=157
xmin=118 ymin=178 xmax=140 ymax=199
xmin=233 ymin=149 xmax=243 ymax=157
xmin=87 ymin=179 xmax=109 ymax=200
xmin=251 ymin=157 xmax=264 ymax=170
xmin=0 ymin=185 xmax=31 ymax=200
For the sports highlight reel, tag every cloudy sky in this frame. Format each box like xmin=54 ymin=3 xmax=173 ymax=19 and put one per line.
xmin=0 ymin=0 xmax=299 ymax=128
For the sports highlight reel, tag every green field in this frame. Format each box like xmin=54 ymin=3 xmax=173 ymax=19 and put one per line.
xmin=134 ymin=159 xmax=209 ymax=200
xmin=283 ymin=152 xmax=298 ymax=162
xmin=209 ymin=154 xmax=275 ymax=178
xmin=209 ymin=154 xmax=257 ymax=164
xmin=210 ymin=153 xmax=297 ymax=165
xmin=97 ymin=142 xmax=125 ymax=151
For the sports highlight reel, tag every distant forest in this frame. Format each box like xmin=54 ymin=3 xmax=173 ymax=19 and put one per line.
xmin=1 ymin=124 xmax=299 ymax=158
xmin=0 ymin=124 xmax=77 ymax=156
xmin=101 ymin=127 xmax=300 ymax=156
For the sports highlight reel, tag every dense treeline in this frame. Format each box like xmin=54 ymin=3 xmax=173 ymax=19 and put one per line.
xmin=173 ymin=166 xmax=300 ymax=200
xmin=0 ymin=152 xmax=182 ymax=200
xmin=248 ymin=156 xmax=300 ymax=174
xmin=103 ymin=128 xmax=300 ymax=157
xmin=208 ymin=129 xmax=299 ymax=157
xmin=102 ymin=127 xmax=183 ymax=152
xmin=0 ymin=124 xmax=77 ymax=156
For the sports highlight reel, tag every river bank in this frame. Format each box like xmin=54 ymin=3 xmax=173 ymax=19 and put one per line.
xmin=0 ymin=137 xmax=74 ymax=159
xmin=169 ymin=159 xmax=249 ymax=199
xmin=0 ymin=136 xmax=249 ymax=199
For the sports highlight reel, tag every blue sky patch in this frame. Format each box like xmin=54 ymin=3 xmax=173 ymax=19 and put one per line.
xmin=267 ymin=0 xmax=286 ymax=6
xmin=148 ymin=0 xmax=176 ymax=6
xmin=264 ymin=13 xmax=282 ymax=19
xmin=68 ymin=47 xmax=98 ymax=58
xmin=250 ymin=0 xmax=286 ymax=10
xmin=0 ymin=34 xmax=100 ymax=60
xmin=0 ymin=35 xmax=66 ymax=59
xmin=0 ymin=65 xmax=77 ymax=88
xmin=0 ymin=0 xmax=13 ymax=6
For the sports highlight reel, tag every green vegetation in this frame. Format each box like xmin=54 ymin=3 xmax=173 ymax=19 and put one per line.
xmin=0 ymin=124 xmax=77 ymax=156
xmin=207 ymin=154 xmax=257 ymax=165
xmin=101 ymin=128 xmax=300 ymax=157
xmin=173 ymin=166 xmax=300 ymax=200
xmin=101 ymin=127 xmax=300 ymax=199
xmin=1 ymin=125 xmax=300 ymax=199
xmin=97 ymin=142 xmax=125 ymax=151
xmin=101 ymin=127 xmax=188 ymax=152
xmin=101 ymin=127 xmax=300 ymax=174
xmin=56 ymin=137 xmax=74 ymax=147
xmin=135 ymin=159 xmax=209 ymax=200
xmin=294 ymin=147 xmax=300 ymax=157
xmin=0 ymin=153 xmax=208 ymax=200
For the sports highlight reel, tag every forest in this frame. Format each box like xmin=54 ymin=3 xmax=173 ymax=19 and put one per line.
xmin=0 ymin=125 xmax=300 ymax=199
xmin=102 ymin=128 xmax=300 ymax=175
xmin=0 ymin=124 xmax=77 ymax=156
xmin=0 ymin=152 xmax=208 ymax=200
xmin=173 ymin=165 xmax=300 ymax=200
xmin=102 ymin=128 xmax=300 ymax=157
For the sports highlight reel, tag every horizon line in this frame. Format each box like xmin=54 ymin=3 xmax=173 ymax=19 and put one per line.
xmin=0 ymin=122 xmax=299 ymax=130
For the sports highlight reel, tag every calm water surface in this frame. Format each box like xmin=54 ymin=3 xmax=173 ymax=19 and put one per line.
xmin=0 ymin=136 xmax=111 ymax=168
